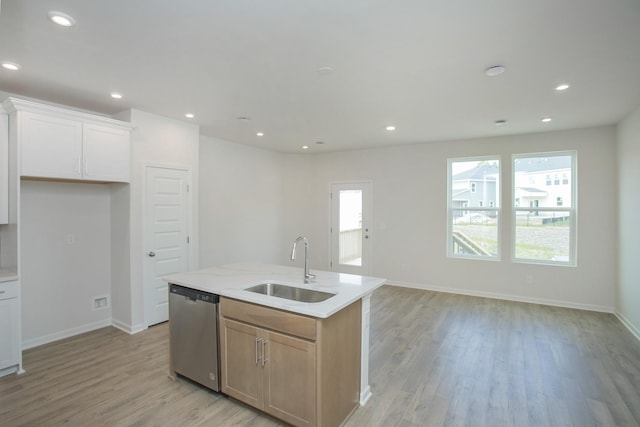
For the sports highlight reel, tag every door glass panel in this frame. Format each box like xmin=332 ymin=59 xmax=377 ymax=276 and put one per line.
xmin=339 ymin=190 xmax=362 ymax=266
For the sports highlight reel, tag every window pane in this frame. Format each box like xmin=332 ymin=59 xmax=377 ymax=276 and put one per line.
xmin=514 ymin=154 xmax=572 ymax=208
xmin=449 ymin=158 xmax=500 ymax=259
xmin=514 ymin=211 xmax=571 ymax=261
xmin=338 ymin=190 xmax=362 ymax=266
xmin=451 ymin=159 xmax=500 ymax=207
xmin=451 ymin=209 xmax=499 ymax=257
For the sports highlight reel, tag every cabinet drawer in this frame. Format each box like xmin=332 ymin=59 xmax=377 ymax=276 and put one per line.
xmin=0 ymin=281 xmax=19 ymax=300
xmin=221 ymin=297 xmax=316 ymax=341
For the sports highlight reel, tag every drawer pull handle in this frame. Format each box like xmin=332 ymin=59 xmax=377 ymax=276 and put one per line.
xmin=262 ymin=340 xmax=268 ymax=367
xmin=255 ymin=338 xmax=261 ymax=365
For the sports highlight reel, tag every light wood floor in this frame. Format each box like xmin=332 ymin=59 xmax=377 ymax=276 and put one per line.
xmin=2 ymin=286 xmax=640 ymax=427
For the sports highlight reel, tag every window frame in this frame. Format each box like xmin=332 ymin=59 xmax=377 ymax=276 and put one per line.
xmin=512 ymin=150 xmax=577 ymax=267
xmin=447 ymin=155 xmax=501 ymax=261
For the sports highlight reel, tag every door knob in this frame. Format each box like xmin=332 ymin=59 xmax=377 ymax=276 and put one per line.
xmin=148 ymin=251 xmax=156 ymax=257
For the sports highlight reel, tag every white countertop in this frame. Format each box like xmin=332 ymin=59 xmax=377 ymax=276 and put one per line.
xmin=0 ymin=268 xmax=18 ymax=283
xmin=163 ymin=263 xmax=386 ymax=318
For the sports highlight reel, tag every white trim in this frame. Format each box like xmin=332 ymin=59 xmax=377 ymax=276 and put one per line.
xmin=142 ymin=163 xmax=193 ymax=327
xmin=111 ymin=318 xmax=148 ymax=335
xmin=329 ymin=180 xmax=373 ymax=275
xmin=2 ymin=97 xmax=132 ymax=130
xmin=615 ymin=311 xmax=640 ymax=342
xmin=385 ymin=281 xmax=615 ymax=313
xmin=22 ymin=319 xmax=112 ymax=350
xmin=447 ymin=156 xmax=502 ymax=261
xmin=512 ymin=150 xmax=577 ymax=266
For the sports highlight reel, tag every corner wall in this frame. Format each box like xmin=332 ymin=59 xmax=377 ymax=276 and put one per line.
xmin=199 ymin=135 xmax=285 ymax=267
xmin=617 ymin=106 xmax=640 ymax=337
xmin=113 ymin=109 xmax=199 ymax=332
xmin=283 ymin=126 xmax=618 ymax=311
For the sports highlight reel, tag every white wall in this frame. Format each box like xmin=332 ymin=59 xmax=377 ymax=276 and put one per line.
xmin=282 ymin=126 xmax=618 ymax=311
xmin=617 ymin=106 xmax=640 ymax=337
xmin=20 ymin=181 xmax=112 ymax=347
xmin=113 ymin=109 xmax=199 ymax=332
xmin=199 ymin=135 xmax=285 ymax=267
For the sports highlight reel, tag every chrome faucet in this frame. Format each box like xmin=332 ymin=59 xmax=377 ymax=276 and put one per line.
xmin=291 ymin=236 xmax=316 ymax=283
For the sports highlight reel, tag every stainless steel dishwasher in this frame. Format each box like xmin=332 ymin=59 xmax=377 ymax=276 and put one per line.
xmin=169 ymin=283 xmax=220 ymax=392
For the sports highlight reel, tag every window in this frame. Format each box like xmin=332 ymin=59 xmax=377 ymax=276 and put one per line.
xmin=448 ymin=157 xmax=500 ymax=259
xmin=546 ymin=175 xmax=551 ymax=185
xmin=513 ymin=152 xmax=576 ymax=265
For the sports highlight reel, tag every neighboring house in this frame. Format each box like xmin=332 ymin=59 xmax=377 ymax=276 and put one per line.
xmin=452 ymin=157 xmax=571 ymax=215
xmin=514 ymin=156 xmax=572 ymax=211
xmin=451 ymin=163 xmax=499 ymax=216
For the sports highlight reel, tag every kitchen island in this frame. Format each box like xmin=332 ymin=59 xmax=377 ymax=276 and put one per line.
xmin=164 ymin=263 xmax=386 ymax=426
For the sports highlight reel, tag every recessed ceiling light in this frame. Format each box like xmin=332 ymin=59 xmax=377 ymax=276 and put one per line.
xmin=302 ymin=145 xmax=309 ymax=150
xmin=48 ymin=11 xmax=76 ymax=27
xmin=110 ymin=92 xmax=123 ymax=99
xmin=385 ymin=125 xmax=396 ymax=131
xmin=237 ymin=116 xmax=251 ymax=123
xmin=256 ymin=132 xmax=264 ymax=137
xmin=495 ymin=119 xmax=507 ymax=125
xmin=317 ymin=66 xmax=333 ymax=75
xmin=185 ymin=113 xmax=195 ymax=119
xmin=555 ymin=83 xmax=570 ymax=91
xmin=485 ymin=65 xmax=505 ymax=77
xmin=315 ymin=141 xmax=325 ymax=145
xmin=1 ymin=61 xmax=21 ymax=71
xmin=541 ymin=117 xmax=553 ymax=123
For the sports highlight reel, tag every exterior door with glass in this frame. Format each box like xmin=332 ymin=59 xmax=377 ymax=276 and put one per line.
xmin=330 ymin=182 xmax=372 ymax=275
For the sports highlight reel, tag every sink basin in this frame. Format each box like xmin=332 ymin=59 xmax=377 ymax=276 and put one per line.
xmin=245 ymin=283 xmax=335 ymax=303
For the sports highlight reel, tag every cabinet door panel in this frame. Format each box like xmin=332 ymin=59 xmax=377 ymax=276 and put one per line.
xmin=220 ymin=319 xmax=263 ymax=408
xmin=0 ymin=294 xmax=20 ymax=370
xmin=264 ymin=330 xmax=316 ymax=426
xmin=20 ymin=112 xmax=82 ymax=179
xmin=82 ymin=124 xmax=130 ymax=182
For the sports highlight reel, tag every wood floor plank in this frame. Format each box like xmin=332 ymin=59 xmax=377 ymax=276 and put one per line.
xmin=2 ymin=285 xmax=640 ymax=427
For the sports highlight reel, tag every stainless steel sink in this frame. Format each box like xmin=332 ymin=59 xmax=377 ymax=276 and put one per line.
xmin=244 ymin=283 xmax=335 ymax=303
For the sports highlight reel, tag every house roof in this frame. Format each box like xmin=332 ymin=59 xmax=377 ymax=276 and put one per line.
xmin=452 ymin=164 xmax=499 ymax=180
xmin=515 ymin=156 xmax=571 ymax=173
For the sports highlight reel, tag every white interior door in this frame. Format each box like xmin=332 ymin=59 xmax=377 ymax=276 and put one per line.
xmin=331 ymin=182 xmax=372 ymax=275
xmin=143 ymin=166 xmax=190 ymax=326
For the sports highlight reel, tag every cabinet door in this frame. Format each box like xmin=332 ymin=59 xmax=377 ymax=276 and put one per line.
xmin=263 ymin=330 xmax=316 ymax=427
xmin=82 ymin=124 xmax=130 ymax=182
xmin=0 ymin=287 xmax=20 ymax=371
xmin=1 ymin=112 xmax=8 ymax=224
xmin=220 ymin=319 xmax=263 ymax=409
xmin=20 ymin=112 xmax=83 ymax=179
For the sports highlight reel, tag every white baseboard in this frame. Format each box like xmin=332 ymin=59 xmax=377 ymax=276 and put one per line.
xmin=385 ymin=281 xmax=615 ymax=313
xmin=111 ymin=318 xmax=147 ymax=335
xmin=615 ymin=311 xmax=640 ymax=341
xmin=22 ymin=319 xmax=112 ymax=350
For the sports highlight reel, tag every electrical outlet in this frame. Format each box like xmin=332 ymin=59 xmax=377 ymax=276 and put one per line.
xmin=66 ymin=233 xmax=75 ymax=245
xmin=92 ymin=296 xmax=109 ymax=310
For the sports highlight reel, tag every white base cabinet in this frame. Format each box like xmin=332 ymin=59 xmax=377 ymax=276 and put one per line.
xmin=0 ymin=281 xmax=21 ymax=376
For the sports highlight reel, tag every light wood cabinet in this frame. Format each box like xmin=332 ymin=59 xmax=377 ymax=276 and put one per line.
xmin=0 ymin=281 xmax=21 ymax=375
xmin=220 ymin=297 xmax=362 ymax=427
xmin=3 ymin=98 xmax=131 ymax=183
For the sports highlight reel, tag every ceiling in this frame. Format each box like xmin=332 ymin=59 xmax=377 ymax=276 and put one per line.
xmin=1 ymin=0 xmax=640 ymax=153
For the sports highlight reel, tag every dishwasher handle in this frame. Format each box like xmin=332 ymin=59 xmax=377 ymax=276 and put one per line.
xmin=169 ymin=283 xmax=219 ymax=303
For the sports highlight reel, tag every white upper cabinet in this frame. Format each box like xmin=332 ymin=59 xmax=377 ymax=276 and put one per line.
xmin=0 ymin=109 xmax=8 ymax=224
xmin=3 ymin=98 xmax=131 ymax=183
xmin=82 ymin=124 xmax=130 ymax=182
xmin=20 ymin=112 xmax=83 ymax=180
